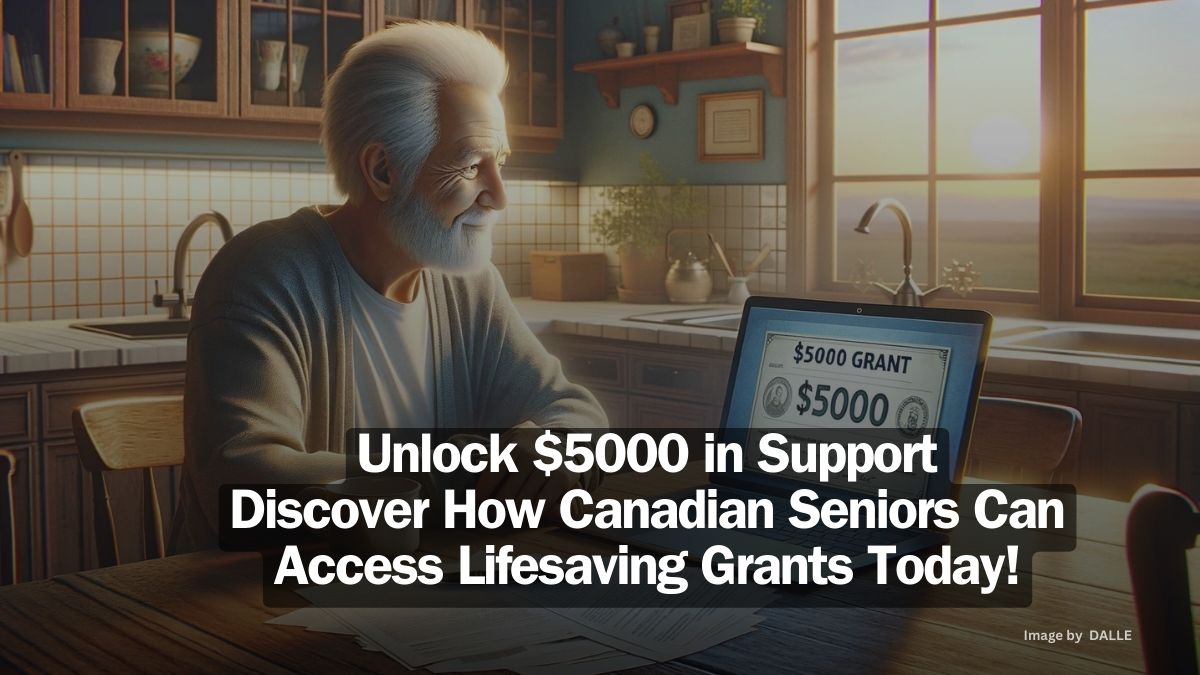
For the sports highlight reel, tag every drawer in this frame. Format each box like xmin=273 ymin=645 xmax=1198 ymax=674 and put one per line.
xmin=627 ymin=395 xmax=720 ymax=428
xmin=629 ymin=352 xmax=726 ymax=405
xmin=0 ymin=384 xmax=35 ymax=443
xmin=552 ymin=342 xmax=628 ymax=389
xmin=41 ymin=372 xmax=185 ymax=440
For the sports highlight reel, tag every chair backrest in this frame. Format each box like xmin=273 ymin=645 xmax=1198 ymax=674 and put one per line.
xmin=965 ymin=396 xmax=1082 ymax=483
xmin=0 ymin=448 xmax=15 ymax=585
xmin=1126 ymin=484 xmax=1200 ymax=675
xmin=71 ymin=395 xmax=184 ymax=567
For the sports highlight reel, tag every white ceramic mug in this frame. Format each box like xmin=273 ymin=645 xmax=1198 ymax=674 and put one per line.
xmin=287 ymin=43 xmax=309 ymax=93
xmin=643 ymin=26 xmax=661 ymax=54
xmin=615 ymin=41 xmax=635 ymax=58
xmin=727 ymin=277 xmax=751 ymax=305
xmin=254 ymin=39 xmax=286 ymax=91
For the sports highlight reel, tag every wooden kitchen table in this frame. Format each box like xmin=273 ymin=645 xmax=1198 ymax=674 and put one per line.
xmin=1 ymin=466 xmax=1195 ymax=674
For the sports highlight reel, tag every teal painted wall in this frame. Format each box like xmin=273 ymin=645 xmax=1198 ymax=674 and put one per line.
xmin=562 ymin=0 xmax=787 ymax=185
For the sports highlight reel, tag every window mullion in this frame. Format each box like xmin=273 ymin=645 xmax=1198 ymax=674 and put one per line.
xmin=928 ymin=0 xmax=939 ymax=288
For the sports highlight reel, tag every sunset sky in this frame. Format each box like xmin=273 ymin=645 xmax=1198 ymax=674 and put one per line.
xmin=832 ymin=0 xmax=1199 ymax=198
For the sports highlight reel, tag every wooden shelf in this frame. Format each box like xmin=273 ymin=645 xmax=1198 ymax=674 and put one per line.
xmin=573 ymin=41 xmax=784 ymax=108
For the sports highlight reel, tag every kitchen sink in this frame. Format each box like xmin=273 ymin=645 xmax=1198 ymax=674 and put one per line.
xmin=70 ymin=319 xmax=190 ymax=340
xmin=624 ymin=307 xmax=743 ymax=331
xmin=1002 ymin=329 xmax=1200 ymax=365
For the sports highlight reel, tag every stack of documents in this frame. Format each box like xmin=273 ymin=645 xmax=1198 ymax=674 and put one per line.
xmin=268 ymin=586 xmax=773 ymax=674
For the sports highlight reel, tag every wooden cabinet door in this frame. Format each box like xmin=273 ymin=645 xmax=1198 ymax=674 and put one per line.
xmin=41 ymin=439 xmax=92 ymax=576
xmin=6 ymin=444 xmax=41 ymax=582
xmin=67 ymin=0 xmax=230 ymax=116
xmin=467 ymin=0 xmax=562 ymax=151
xmin=1078 ymin=393 xmax=1179 ymax=501
xmin=239 ymin=0 xmax=370 ymax=121
xmin=0 ymin=0 xmax=59 ymax=110
xmin=1180 ymin=405 xmax=1200 ymax=498
xmin=628 ymin=394 xmax=719 ymax=429
xmin=378 ymin=0 xmax=464 ymax=25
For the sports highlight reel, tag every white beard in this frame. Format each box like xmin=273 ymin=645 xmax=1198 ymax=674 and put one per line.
xmin=384 ymin=194 xmax=496 ymax=273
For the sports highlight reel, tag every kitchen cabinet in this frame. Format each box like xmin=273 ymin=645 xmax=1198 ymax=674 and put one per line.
xmin=1077 ymin=393 xmax=1179 ymax=502
xmin=469 ymin=0 xmax=562 ymax=150
xmin=239 ymin=0 xmax=369 ymax=121
xmin=983 ymin=373 xmax=1195 ymax=501
xmin=67 ymin=0 xmax=229 ymax=116
xmin=544 ymin=335 xmax=729 ymax=429
xmin=0 ymin=364 xmax=184 ymax=582
xmin=0 ymin=0 xmax=564 ymax=149
xmin=1182 ymin=405 xmax=1200 ymax=497
xmin=381 ymin=0 xmax=462 ymax=24
xmin=0 ymin=0 xmax=58 ymax=110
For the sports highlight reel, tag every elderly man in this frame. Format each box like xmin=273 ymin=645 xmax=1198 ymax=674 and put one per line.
xmin=171 ymin=22 xmax=606 ymax=552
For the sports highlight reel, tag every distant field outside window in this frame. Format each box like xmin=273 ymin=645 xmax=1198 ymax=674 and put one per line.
xmin=1082 ymin=0 xmax=1200 ymax=303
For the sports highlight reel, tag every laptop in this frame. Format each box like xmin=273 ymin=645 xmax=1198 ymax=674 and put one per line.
xmin=593 ymin=296 xmax=992 ymax=567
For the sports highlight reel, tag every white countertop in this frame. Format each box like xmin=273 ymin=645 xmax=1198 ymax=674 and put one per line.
xmin=1 ymin=299 xmax=1199 ymax=395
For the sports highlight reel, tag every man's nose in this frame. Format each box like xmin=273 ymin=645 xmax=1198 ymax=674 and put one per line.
xmin=477 ymin=164 xmax=507 ymax=211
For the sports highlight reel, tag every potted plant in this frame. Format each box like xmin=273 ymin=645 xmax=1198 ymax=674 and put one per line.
xmin=592 ymin=153 xmax=708 ymax=303
xmin=716 ymin=0 xmax=769 ymax=44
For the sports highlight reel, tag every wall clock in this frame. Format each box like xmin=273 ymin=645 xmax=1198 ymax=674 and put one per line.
xmin=629 ymin=104 xmax=656 ymax=139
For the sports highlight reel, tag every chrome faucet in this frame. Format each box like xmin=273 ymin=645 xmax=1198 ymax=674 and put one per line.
xmin=154 ymin=211 xmax=234 ymax=320
xmin=854 ymin=198 xmax=947 ymax=307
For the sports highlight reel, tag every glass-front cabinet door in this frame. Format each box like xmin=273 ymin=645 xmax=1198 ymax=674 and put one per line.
xmin=0 ymin=0 xmax=55 ymax=110
xmin=68 ymin=0 xmax=227 ymax=115
xmin=240 ymin=0 xmax=368 ymax=121
xmin=469 ymin=0 xmax=560 ymax=146
xmin=381 ymin=0 xmax=461 ymax=25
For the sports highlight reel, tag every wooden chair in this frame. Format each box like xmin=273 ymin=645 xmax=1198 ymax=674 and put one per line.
xmin=71 ymin=395 xmax=184 ymax=567
xmin=0 ymin=448 xmax=16 ymax=585
xmin=1126 ymin=484 xmax=1200 ymax=675
xmin=965 ymin=396 xmax=1082 ymax=483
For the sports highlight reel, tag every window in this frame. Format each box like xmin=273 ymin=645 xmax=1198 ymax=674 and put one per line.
xmin=797 ymin=0 xmax=1200 ymax=324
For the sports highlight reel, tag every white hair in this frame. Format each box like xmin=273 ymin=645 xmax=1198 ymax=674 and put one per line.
xmin=321 ymin=21 xmax=508 ymax=205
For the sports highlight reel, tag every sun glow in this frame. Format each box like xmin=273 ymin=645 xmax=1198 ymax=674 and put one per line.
xmin=970 ymin=114 xmax=1035 ymax=171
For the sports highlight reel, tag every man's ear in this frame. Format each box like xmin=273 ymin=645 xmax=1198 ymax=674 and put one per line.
xmin=358 ymin=142 xmax=393 ymax=202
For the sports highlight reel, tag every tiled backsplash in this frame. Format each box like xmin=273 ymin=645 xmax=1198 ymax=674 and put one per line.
xmin=0 ymin=152 xmax=785 ymax=320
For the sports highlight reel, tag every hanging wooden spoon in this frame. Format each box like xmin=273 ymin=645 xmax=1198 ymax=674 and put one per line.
xmin=9 ymin=152 xmax=33 ymax=257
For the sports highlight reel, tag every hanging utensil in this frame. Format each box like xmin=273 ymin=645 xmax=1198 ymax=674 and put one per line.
xmin=745 ymin=244 xmax=773 ymax=276
xmin=9 ymin=152 xmax=33 ymax=257
xmin=707 ymin=233 xmax=736 ymax=277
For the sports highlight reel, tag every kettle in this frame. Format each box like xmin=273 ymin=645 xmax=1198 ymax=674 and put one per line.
xmin=664 ymin=229 xmax=713 ymax=304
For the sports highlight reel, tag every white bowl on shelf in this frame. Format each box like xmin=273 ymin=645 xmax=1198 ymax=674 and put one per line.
xmin=128 ymin=29 xmax=202 ymax=98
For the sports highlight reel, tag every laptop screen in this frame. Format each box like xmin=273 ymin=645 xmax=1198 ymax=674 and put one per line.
xmin=719 ymin=299 xmax=990 ymax=501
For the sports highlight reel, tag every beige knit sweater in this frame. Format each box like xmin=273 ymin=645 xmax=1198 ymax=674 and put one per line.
xmin=170 ymin=207 xmax=606 ymax=552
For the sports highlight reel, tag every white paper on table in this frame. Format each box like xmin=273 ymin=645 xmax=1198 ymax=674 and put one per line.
xmin=518 ymin=650 xmax=653 ymax=675
xmin=327 ymin=607 xmax=578 ymax=667
xmin=426 ymin=637 xmax=645 ymax=674
xmin=547 ymin=582 xmax=774 ymax=661
xmin=267 ymin=607 xmax=358 ymax=635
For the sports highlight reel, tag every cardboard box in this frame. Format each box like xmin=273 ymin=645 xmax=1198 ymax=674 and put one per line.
xmin=530 ymin=251 xmax=607 ymax=301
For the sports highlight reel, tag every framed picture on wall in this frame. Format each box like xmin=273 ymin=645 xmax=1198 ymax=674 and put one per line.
xmin=698 ymin=90 xmax=764 ymax=162
xmin=667 ymin=0 xmax=711 ymax=51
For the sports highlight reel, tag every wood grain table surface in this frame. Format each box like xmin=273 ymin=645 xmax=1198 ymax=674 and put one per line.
xmin=1 ymin=464 xmax=1196 ymax=674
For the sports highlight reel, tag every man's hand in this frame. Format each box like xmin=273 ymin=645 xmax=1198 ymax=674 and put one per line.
xmin=474 ymin=425 xmax=581 ymax=522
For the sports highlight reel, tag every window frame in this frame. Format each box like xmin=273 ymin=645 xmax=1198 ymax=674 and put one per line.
xmin=787 ymin=0 xmax=1200 ymax=329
